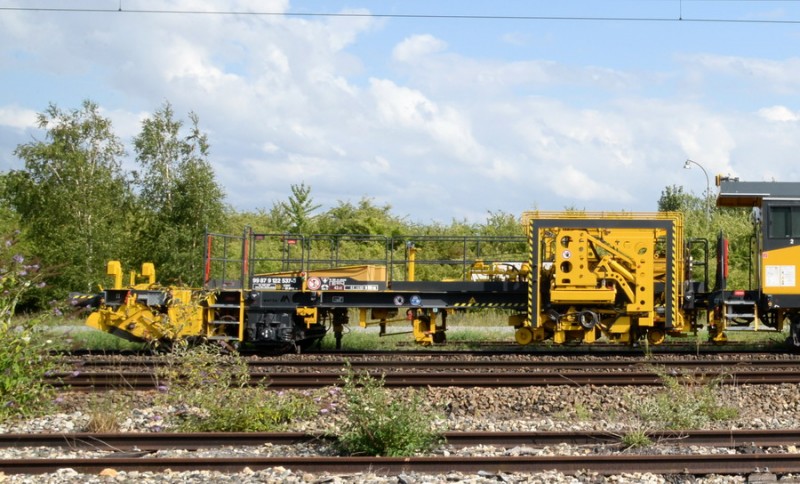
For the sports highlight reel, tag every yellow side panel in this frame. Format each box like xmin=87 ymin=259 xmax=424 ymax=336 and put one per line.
xmin=762 ymin=245 xmax=800 ymax=294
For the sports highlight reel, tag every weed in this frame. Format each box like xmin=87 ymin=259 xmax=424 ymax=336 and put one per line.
xmin=574 ymin=401 xmax=592 ymax=421
xmin=155 ymin=343 xmax=317 ymax=432
xmin=620 ymin=429 xmax=653 ymax=449
xmin=632 ymin=367 xmax=739 ymax=430
xmin=335 ymin=364 xmax=444 ymax=457
xmin=84 ymin=409 xmax=121 ymax=433
xmin=81 ymin=393 xmax=137 ymax=433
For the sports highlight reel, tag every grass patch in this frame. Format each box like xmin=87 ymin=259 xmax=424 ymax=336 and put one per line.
xmin=620 ymin=429 xmax=653 ymax=449
xmin=82 ymin=393 xmax=128 ymax=433
xmin=318 ymin=323 xmax=514 ymax=351
xmin=65 ymin=329 xmax=147 ymax=352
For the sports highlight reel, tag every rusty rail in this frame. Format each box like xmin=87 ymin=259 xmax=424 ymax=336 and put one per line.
xmin=3 ymin=429 xmax=800 ymax=450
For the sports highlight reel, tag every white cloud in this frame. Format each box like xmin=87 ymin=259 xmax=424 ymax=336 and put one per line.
xmin=758 ymin=105 xmax=800 ymax=122
xmin=393 ymin=34 xmax=447 ymax=63
xmin=0 ymin=106 xmax=37 ymax=130
xmin=548 ymin=165 xmax=627 ymax=202
xmin=679 ymin=53 xmax=800 ymax=93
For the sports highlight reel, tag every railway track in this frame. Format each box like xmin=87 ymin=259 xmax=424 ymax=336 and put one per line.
xmin=2 ymin=451 xmax=797 ymax=476
xmin=56 ymin=343 xmax=795 ymax=358
xmin=63 ymin=356 xmax=800 ymax=371
xmin=2 ymin=430 xmax=798 ymax=476
xmin=4 ymin=429 xmax=800 ymax=450
xmin=48 ymin=367 xmax=800 ymax=390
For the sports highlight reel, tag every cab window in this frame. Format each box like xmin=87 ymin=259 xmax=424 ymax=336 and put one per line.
xmin=769 ymin=206 xmax=800 ymax=238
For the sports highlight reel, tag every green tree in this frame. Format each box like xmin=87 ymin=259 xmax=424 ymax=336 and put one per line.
xmin=659 ymin=184 xmax=753 ymax=291
xmin=0 ymin=174 xmax=19 ymax=235
xmin=479 ymin=210 xmax=523 ymax=237
xmin=317 ymin=197 xmax=406 ymax=236
xmin=6 ymin=100 xmax=131 ymax=296
xmin=131 ymin=102 xmax=226 ymax=284
xmin=279 ymin=183 xmax=320 ymax=234
xmin=658 ymin=185 xmax=699 ymax=213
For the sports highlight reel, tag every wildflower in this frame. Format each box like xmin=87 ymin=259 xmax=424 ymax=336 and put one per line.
xmin=71 ymin=370 xmax=81 ymax=377
xmin=157 ymin=385 xmax=169 ymax=393
xmin=319 ymin=408 xmax=329 ymax=414
xmin=12 ymin=254 xmax=23 ymax=264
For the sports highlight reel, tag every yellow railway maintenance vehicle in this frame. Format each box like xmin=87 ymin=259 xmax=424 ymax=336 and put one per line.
xmin=514 ymin=211 xmax=693 ymax=347
xmin=76 ymin=178 xmax=800 ymax=352
xmin=715 ymin=176 xmax=800 ymax=345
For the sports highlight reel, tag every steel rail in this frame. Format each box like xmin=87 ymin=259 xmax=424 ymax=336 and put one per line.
xmin=47 ymin=368 xmax=800 ymax=390
xmin=3 ymin=430 xmax=800 ymax=450
xmin=2 ymin=453 xmax=799 ymax=475
xmin=54 ymin=345 xmax=792 ymax=358
xmin=61 ymin=357 xmax=800 ymax=371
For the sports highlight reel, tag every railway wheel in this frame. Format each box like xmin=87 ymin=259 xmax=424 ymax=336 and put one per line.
xmin=515 ymin=326 xmax=534 ymax=345
xmin=646 ymin=328 xmax=665 ymax=346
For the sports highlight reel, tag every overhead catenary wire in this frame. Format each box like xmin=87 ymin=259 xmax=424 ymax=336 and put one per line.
xmin=3 ymin=1 xmax=800 ymax=24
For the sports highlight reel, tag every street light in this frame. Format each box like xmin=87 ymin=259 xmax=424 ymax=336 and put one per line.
xmin=684 ymin=159 xmax=711 ymax=220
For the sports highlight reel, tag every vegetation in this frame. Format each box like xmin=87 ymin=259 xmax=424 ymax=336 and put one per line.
xmin=154 ymin=343 xmax=318 ymax=432
xmin=658 ymin=184 xmax=753 ymax=290
xmin=0 ymin=233 xmax=60 ymax=421
xmin=620 ymin=429 xmax=653 ymax=449
xmin=631 ymin=368 xmax=739 ymax=430
xmin=5 ymin=101 xmax=130 ymax=299
xmin=130 ymin=102 xmax=227 ymax=285
xmin=335 ymin=364 xmax=445 ymax=456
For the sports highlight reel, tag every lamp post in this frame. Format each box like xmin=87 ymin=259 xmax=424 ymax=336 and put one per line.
xmin=684 ymin=159 xmax=710 ymax=220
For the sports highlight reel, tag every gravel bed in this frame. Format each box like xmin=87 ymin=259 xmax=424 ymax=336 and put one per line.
xmin=3 ymin=383 xmax=800 ymax=483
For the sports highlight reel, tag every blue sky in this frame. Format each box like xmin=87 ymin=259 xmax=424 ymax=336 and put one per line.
xmin=2 ymin=0 xmax=800 ymax=223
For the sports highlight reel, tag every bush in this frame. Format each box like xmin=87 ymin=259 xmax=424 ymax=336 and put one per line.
xmin=155 ymin=343 xmax=317 ymax=431
xmin=335 ymin=364 xmax=444 ymax=456
xmin=0 ymin=234 xmax=59 ymax=421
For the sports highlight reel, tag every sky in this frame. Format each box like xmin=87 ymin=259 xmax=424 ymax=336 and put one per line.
xmin=2 ymin=0 xmax=800 ymax=224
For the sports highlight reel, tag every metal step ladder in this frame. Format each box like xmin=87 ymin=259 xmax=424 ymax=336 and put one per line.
xmin=207 ymin=303 xmax=242 ymax=340
xmin=723 ymin=299 xmax=759 ymax=330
